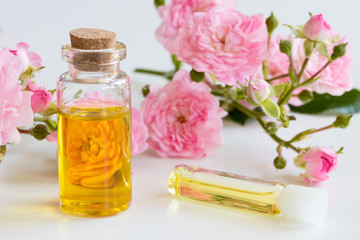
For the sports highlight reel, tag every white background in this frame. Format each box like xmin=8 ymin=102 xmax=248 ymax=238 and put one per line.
xmin=0 ymin=0 xmax=360 ymax=239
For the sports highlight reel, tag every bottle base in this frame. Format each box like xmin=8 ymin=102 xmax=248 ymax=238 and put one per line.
xmin=60 ymin=199 xmax=130 ymax=217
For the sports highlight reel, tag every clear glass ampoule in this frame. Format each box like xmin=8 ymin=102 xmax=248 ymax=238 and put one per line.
xmin=169 ymin=164 xmax=284 ymax=215
xmin=168 ymin=164 xmax=328 ymax=224
xmin=57 ymin=29 xmax=131 ymax=217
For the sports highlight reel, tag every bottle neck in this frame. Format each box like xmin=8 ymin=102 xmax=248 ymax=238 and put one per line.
xmin=68 ymin=62 xmax=120 ymax=81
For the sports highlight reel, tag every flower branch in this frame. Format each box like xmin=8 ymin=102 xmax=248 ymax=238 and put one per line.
xmin=134 ymin=3 xmax=356 ymax=184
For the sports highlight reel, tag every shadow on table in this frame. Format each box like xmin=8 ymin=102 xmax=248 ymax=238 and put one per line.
xmin=166 ymin=197 xmax=318 ymax=230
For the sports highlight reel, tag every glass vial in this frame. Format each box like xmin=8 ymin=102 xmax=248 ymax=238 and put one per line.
xmin=168 ymin=165 xmax=328 ymax=224
xmin=168 ymin=164 xmax=284 ymax=215
xmin=57 ymin=29 xmax=131 ymax=217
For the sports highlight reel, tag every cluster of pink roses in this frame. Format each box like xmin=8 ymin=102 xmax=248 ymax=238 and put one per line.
xmin=156 ymin=0 xmax=267 ymax=86
xmin=0 ymin=42 xmax=52 ymax=147
xmin=133 ymin=0 xmax=354 ymax=184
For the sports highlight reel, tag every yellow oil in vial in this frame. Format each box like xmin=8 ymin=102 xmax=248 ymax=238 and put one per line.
xmin=168 ymin=165 xmax=284 ymax=215
xmin=58 ymin=105 xmax=131 ymax=217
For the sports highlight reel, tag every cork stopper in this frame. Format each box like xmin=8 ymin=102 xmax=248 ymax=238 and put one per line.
xmin=69 ymin=28 xmax=118 ymax=72
xmin=70 ymin=28 xmax=117 ymax=50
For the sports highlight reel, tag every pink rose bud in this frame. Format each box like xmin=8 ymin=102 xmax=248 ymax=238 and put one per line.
xmin=303 ymin=14 xmax=332 ymax=42
xmin=294 ymin=146 xmax=338 ymax=184
xmin=247 ymin=79 xmax=271 ymax=105
xmin=27 ymin=83 xmax=53 ymax=113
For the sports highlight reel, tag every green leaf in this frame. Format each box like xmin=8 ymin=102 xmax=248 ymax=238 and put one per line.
xmin=48 ymin=88 xmax=57 ymax=95
xmin=285 ymin=24 xmax=306 ymax=38
xmin=270 ymin=82 xmax=289 ymax=97
xmin=261 ymin=98 xmax=280 ymax=119
xmin=337 ymin=147 xmax=344 ymax=154
xmin=298 ymin=76 xmax=320 ymax=87
xmin=226 ymin=106 xmax=251 ymax=125
xmin=290 ymin=89 xmax=360 ymax=114
xmin=315 ymin=42 xmax=329 ymax=58
xmin=290 ymin=129 xmax=314 ymax=142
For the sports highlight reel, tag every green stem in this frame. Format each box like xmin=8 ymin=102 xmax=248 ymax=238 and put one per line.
xmin=209 ymin=82 xmax=301 ymax=154
xmin=309 ymin=124 xmax=333 ymax=134
xmin=135 ymin=68 xmax=176 ymax=80
xmin=267 ymin=34 xmax=272 ymax=51
xmin=267 ymin=74 xmax=289 ymax=82
xmin=256 ymin=118 xmax=301 ymax=153
xmin=277 ymin=144 xmax=283 ymax=156
xmin=278 ymin=86 xmax=295 ymax=106
xmin=34 ymin=116 xmax=46 ymax=122
xmin=298 ymin=61 xmax=331 ymax=88
xmin=231 ymin=100 xmax=264 ymax=119
xmin=278 ymin=60 xmax=331 ymax=106
xmin=297 ymin=57 xmax=310 ymax=81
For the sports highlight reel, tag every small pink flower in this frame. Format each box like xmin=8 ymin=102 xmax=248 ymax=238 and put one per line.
xmin=10 ymin=42 xmax=42 ymax=73
xmin=27 ymin=83 xmax=52 ymax=113
xmin=156 ymin=0 xmax=236 ymax=54
xmin=176 ymin=8 xmax=267 ymax=86
xmin=132 ymin=108 xmax=148 ymax=156
xmin=141 ymin=69 xmax=226 ymax=158
xmin=303 ymin=14 xmax=333 ymax=42
xmin=247 ymin=79 xmax=271 ymax=105
xmin=294 ymin=146 xmax=338 ymax=184
xmin=0 ymin=48 xmax=33 ymax=145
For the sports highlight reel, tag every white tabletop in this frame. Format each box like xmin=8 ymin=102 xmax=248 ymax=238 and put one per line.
xmin=1 ymin=108 xmax=359 ymax=239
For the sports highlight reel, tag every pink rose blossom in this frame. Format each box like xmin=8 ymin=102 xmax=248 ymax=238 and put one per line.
xmin=10 ymin=42 xmax=42 ymax=73
xmin=141 ymin=69 xmax=227 ymax=158
xmin=176 ymin=8 xmax=267 ymax=86
xmin=294 ymin=146 xmax=338 ymax=184
xmin=0 ymin=48 xmax=33 ymax=145
xmin=247 ymin=79 xmax=271 ymax=105
xmin=27 ymin=83 xmax=53 ymax=113
xmin=156 ymin=0 xmax=237 ymax=54
xmin=303 ymin=14 xmax=332 ymax=42
xmin=132 ymin=108 xmax=148 ymax=156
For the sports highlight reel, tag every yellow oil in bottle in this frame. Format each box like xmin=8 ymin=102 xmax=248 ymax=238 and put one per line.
xmin=58 ymin=104 xmax=131 ymax=217
xmin=168 ymin=165 xmax=284 ymax=215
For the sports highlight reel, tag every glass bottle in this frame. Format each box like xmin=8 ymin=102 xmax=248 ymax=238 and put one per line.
xmin=57 ymin=39 xmax=131 ymax=217
xmin=168 ymin=164 xmax=328 ymax=224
